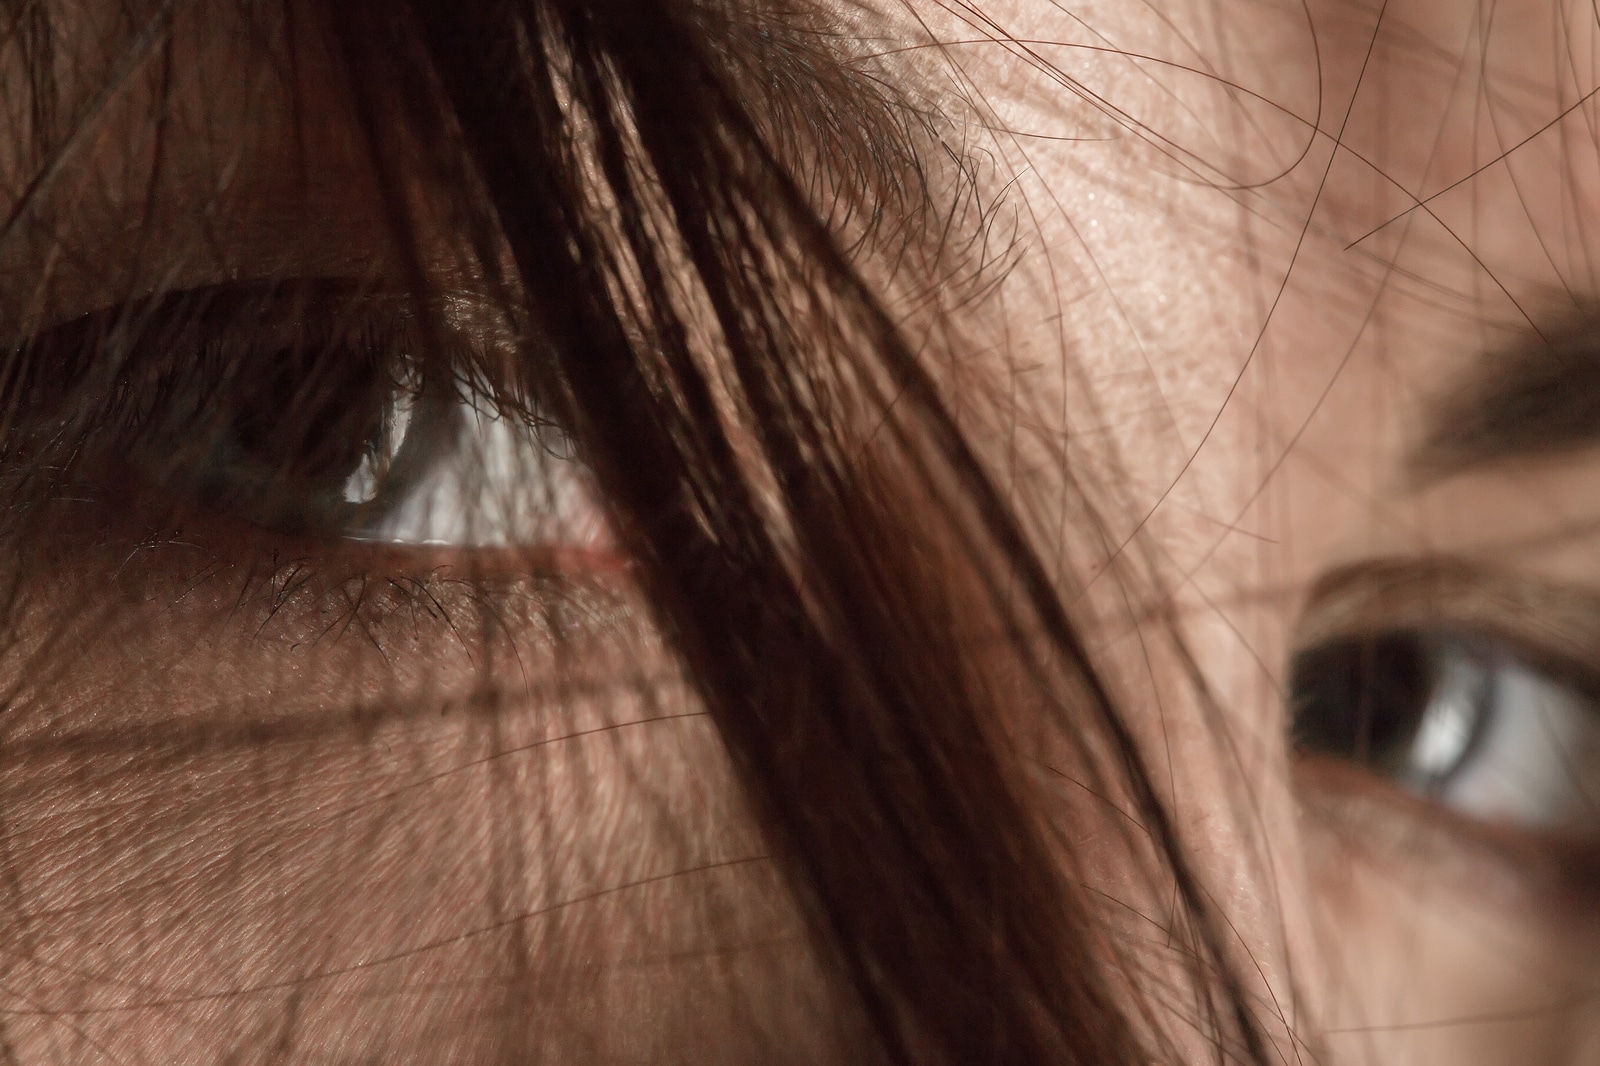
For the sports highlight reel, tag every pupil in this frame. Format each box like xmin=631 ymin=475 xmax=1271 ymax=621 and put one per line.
xmin=1288 ymin=632 xmax=1492 ymax=790
xmin=223 ymin=350 xmax=387 ymax=489
xmin=1291 ymin=634 xmax=1432 ymax=769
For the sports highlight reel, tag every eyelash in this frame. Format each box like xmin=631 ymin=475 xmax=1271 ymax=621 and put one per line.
xmin=1 ymin=279 xmax=604 ymax=559
xmin=1289 ymin=629 xmax=1600 ymax=834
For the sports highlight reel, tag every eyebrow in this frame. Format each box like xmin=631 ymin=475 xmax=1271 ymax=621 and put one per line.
xmin=1411 ymin=310 xmax=1600 ymax=481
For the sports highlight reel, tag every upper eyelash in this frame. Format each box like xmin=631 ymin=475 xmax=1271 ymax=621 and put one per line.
xmin=0 ymin=279 xmax=541 ymax=474
xmin=0 ymin=277 xmax=609 ymax=572
xmin=5 ymin=279 xmax=529 ymax=406
xmin=1295 ymin=557 xmax=1600 ymax=702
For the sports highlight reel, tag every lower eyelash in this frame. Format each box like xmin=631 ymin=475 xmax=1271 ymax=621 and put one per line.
xmin=0 ymin=513 xmax=661 ymax=771
xmin=138 ymin=527 xmax=615 ymax=645
xmin=0 ymin=470 xmax=620 ymax=667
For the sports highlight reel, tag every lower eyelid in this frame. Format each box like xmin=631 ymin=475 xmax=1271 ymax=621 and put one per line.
xmin=9 ymin=483 xmax=635 ymax=678
xmin=0 ymin=515 xmax=652 ymax=737
xmin=1294 ymin=755 xmax=1600 ymax=910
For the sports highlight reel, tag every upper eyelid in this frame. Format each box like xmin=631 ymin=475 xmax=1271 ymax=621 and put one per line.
xmin=1294 ymin=556 xmax=1600 ymax=695
xmin=5 ymin=279 xmax=534 ymax=405
xmin=4 ymin=277 xmax=520 ymax=345
xmin=0 ymin=277 xmax=562 ymax=501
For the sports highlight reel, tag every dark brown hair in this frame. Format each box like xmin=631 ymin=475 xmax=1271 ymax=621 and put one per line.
xmin=0 ymin=0 xmax=1278 ymax=1060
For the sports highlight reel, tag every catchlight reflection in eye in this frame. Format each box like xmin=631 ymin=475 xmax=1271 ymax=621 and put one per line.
xmin=341 ymin=382 xmax=600 ymax=549
xmin=1290 ymin=633 xmax=1600 ymax=831
xmin=31 ymin=280 xmax=613 ymax=555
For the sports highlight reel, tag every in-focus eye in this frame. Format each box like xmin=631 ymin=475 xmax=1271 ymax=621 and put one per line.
xmin=13 ymin=281 xmax=601 ymax=550
xmin=1290 ymin=633 xmax=1600 ymax=831
xmin=328 ymin=381 xmax=594 ymax=548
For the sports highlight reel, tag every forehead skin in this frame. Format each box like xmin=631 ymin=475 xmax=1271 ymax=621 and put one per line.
xmin=1 ymin=0 xmax=1597 ymax=1063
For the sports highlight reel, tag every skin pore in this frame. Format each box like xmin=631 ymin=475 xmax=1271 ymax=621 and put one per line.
xmin=1 ymin=0 xmax=1598 ymax=1063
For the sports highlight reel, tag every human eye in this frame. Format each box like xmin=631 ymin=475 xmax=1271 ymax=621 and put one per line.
xmin=1290 ymin=629 xmax=1600 ymax=832
xmin=7 ymin=279 xmax=603 ymax=559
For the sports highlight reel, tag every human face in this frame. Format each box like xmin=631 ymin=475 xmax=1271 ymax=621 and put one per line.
xmin=1 ymin=0 xmax=1596 ymax=1062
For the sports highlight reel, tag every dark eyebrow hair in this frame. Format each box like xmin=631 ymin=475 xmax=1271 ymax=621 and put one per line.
xmin=1410 ymin=309 xmax=1600 ymax=482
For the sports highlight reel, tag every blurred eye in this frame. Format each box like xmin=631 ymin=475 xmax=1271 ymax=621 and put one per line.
xmin=12 ymin=281 xmax=601 ymax=549
xmin=1290 ymin=633 xmax=1600 ymax=831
